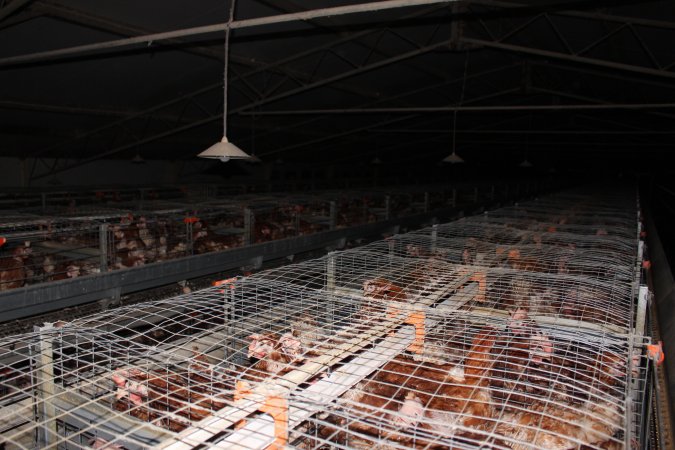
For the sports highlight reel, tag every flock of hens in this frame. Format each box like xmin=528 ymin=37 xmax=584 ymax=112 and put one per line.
xmin=0 ymin=190 xmax=642 ymax=450
xmin=99 ymin=199 xmax=639 ymax=450
xmin=0 ymin=196 xmax=388 ymax=291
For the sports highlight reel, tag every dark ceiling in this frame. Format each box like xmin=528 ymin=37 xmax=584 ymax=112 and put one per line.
xmin=0 ymin=0 xmax=674 ymax=182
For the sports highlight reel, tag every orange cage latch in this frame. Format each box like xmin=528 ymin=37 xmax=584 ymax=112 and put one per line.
xmin=404 ymin=311 xmax=426 ymax=354
xmin=233 ymin=382 xmax=289 ymax=450
xmin=468 ymin=271 xmax=486 ymax=302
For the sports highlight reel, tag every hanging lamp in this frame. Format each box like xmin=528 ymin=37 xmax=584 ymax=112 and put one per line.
xmin=198 ymin=0 xmax=251 ymax=162
xmin=443 ymin=52 xmax=469 ymax=164
xmin=443 ymin=112 xmax=464 ymax=163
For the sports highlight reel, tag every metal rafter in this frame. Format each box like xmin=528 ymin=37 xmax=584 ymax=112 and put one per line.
xmin=0 ymin=0 xmax=32 ymax=22
xmin=460 ymin=3 xmax=675 ymax=80
xmin=0 ymin=0 xmax=459 ymax=67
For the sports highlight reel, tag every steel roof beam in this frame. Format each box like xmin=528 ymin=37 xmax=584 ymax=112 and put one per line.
xmin=0 ymin=0 xmax=33 ymax=22
xmin=235 ymin=102 xmax=675 ymax=114
xmin=0 ymin=0 xmax=459 ymax=67
xmin=461 ymin=37 xmax=675 ymax=80
xmin=469 ymin=0 xmax=675 ymax=31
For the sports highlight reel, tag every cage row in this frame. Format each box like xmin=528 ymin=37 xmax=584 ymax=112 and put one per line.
xmin=0 ymin=188 xmax=645 ymax=449
xmin=1 ymin=183 xmax=504 ymax=291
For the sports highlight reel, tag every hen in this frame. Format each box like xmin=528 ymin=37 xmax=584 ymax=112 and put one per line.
xmin=495 ymin=399 xmax=623 ymax=449
xmin=324 ymin=327 xmax=501 ymax=448
xmin=0 ymin=242 xmax=32 ymax=291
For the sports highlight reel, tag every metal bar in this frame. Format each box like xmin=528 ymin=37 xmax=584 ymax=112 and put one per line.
xmin=34 ymin=323 xmax=57 ymax=449
xmin=99 ymin=223 xmax=108 ymax=273
xmin=628 ymin=24 xmax=662 ymax=70
xmin=242 ymin=102 xmax=675 ymax=115
xmin=636 ymin=285 xmax=648 ymax=336
xmin=470 ymin=0 xmax=675 ymax=31
xmin=0 ymin=0 xmax=32 ymax=22
xmin=370 ymin=128 xmax=675 ymax=135
xmin=244 ymin=208 xmax=254 ymax=245
xmin=543 ymin=13 xmax=573 ymax=54
xmin=0 ymin=0 xmax=458 ymax=67
xmin=574 ymin=23 xmax=627 ymax=56
xmin=461 ymin=37 xmax=675 ymax=79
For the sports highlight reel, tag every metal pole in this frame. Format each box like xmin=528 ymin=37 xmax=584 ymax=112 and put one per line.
xmin=244 ymin=102 xmax=675 ymax=115
xmin=244 ymin=208 xmax=254 ymax=245
xmin=34 ymin=323 xmax=58 ymax=449
xmin=461 ymin=37 xmax=675 ymax=80
xmin=99 ymin=223 xmax=109 ymax=273
xmin=0 ymin=0 xmax=458 ymax=67
xmin=451 ymin=188 xmax=457 ymax=207
xmin=326 ymin=251 xmax=336 ymax=293
xmin=186 ymin=221 xmax=194 ymax=255
xmin=423 ymin=192 xmax=430 ymax=212
xmin=385 ymin=195 xmax=391 ymax=220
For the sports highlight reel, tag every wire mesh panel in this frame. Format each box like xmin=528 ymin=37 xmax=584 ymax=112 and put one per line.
xmin=1 ymin=218 xmax=103 ymax=290
xmin=0 ymin=188 xmax=652 ymax=450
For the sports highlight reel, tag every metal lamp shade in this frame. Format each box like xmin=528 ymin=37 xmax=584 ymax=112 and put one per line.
xmin=442 ymin=151 xmax=464 ymax=164
xmin=198 ymin=137 xmax=251 ymax=162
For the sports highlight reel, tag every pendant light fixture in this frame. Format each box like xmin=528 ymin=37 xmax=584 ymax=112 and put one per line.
xmin=198 ymin=0 xmax=251 ymax=162
xmin=131 ymin=152 xmax=145 ymax=164
xmin=443 ymin=52 xmax=469 ymax=164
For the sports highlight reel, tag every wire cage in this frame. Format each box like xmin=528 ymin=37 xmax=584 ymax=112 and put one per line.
xmin=0 ymin=189 xmax=653 ymax=450
xmin=1 ymin=217 xmax=104 ymax=290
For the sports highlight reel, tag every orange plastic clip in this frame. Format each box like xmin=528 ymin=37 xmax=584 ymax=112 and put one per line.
xmin=648 ymin=341 xmax=664 ymax=365
xmin=640 ymin=231 xmax=647 ymax=238
xmin=469 ymin=271 xmax=487 ymax=302
xmin=259 ymin=395 xmax=289 ymax=450
xmin=642 ymin=260 xmax=651 ymax=270
xmin=0 ymin=237 xmax=6 ymax=247
xmin=547 ymin=226 xmax=557 ymax=233
xmin=233 ymin=382 xmax=289 ymax=449
xmin=184 ymin=216 xmax=200 ymax=224
xmin=404 ymin=311 xmax=426 ymax=354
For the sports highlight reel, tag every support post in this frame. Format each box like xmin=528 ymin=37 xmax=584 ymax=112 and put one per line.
xmin=430 ymin=224 xmax=438 ymax=254
xmin=473 ymin=186 xmax=479 ymax=203
xmin=385 ymin=195 xmax=391 ymax=220
xmin=244 ymin=208 xmax=254 ymax=245
xmin=326 ymin=251 xmax=336 ymax=294
xmin=34 ymin=323 xmax=58 ymax=449
xmin=41 ymin=192 xmax=47 ymax=214
xmin=185 ymin=221 xmax=194 ymax=255
xmin=99 ymin=223 xmax=109 ymax=273
xmin=423 ymin=192 xmax=430 ymax=212
xmin=635 ymin=286 xmax=649 ymax=336
xmin=451 ymin=188 xmax=457 ymax=207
